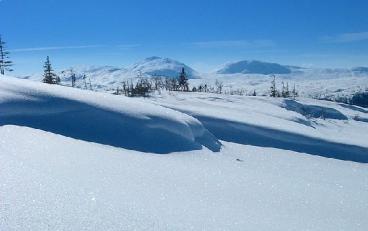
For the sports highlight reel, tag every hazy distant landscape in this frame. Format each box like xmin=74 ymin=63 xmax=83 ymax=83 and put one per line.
xmin=16 ymin=56 xmax=368 ymax=106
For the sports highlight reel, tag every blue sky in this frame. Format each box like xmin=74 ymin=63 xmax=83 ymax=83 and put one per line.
xmin=1 ymin=0 xmax=368 ymax=74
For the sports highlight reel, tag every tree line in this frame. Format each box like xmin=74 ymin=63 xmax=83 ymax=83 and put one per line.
xmin=269 ymin=75 xmax=299 ymax=99
xmin=114 ymin=67 xmax=190 ymax=97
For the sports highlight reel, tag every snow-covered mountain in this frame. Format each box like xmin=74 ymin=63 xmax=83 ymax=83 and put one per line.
xmin=59 ymin=56 xmax=199 ymax=82
xmin=215 ymin=59 xmax=368 ymax=78
xmin=128 ymin=56 xmax=199 ymax=78
xmin=352 ymin=66 xmax=368 ymax=74
xmin=14 ymin=58 xmax=368 ymax=101
xmin=216 ymin=60 xmax=297 ymax=75
xmin=19 ymin=56 xmax=199 ymax=91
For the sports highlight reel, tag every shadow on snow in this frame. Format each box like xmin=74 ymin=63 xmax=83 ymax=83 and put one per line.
xmin=0 ymin=92 xmax=221 ymax=154
xmin=195 ymin=115 xmax=368 ymax=163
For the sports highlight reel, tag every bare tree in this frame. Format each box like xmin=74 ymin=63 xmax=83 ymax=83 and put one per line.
xmin=215 ymin=80 xmax=224 ymax=94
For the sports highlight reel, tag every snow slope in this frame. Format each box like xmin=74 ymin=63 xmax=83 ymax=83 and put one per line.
xmin=150 ymin=92 xmax=368 ymax=162
xmin=192 ymin=71 xmax=368 ymax=101
xmin=1 ymin=77 xmax=368 ymax=230
xmin=0 ymin=76 xmax=220 ymax=153
xmin=1 ymin=125 xmax=368 ymax=230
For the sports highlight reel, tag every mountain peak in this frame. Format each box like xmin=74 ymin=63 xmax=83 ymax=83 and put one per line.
xmin=217 ymin=60 xmax=294 ymax=75
xmin=144 ymin=56 xmax=162 ymax=61
xmin=130 ymin=56 xmax=199 ymax=78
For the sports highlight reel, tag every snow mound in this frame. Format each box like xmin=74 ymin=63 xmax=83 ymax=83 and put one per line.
xmin=0 ymin=77 xmax=221 ymax=153
xmin=282 ymin=99 xmax=348 ymax=120
xmin=150 ymin=93 xmax=368 ymax=163
xmin=216 ymin=60 xmax=293 ymax=75
xmin=129 ymin=56 xmax=199 ymax=78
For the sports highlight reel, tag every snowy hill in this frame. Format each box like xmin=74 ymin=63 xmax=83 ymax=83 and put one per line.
xmin=1 ymin=76 xmax=368 ymax=230
xmin=19 ymin=57 xmax=199 ymax=91
xmin=216 ymin=60 xmax=295 ymax=75
xmin=128 ymin=56 xmax=199 ymax=79
xmin=0 ymin=76 xmax=220 ymax=153
xmin=150 ymin=91 xmax=368 ymax=162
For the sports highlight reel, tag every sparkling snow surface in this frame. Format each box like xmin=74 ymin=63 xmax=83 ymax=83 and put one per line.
xmin=1 ymin=76 xmax=368 ymax=230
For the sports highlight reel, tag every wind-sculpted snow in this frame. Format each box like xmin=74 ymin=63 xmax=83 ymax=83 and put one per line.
xmin=282 ymin=99 xmax=348 ymax=120
xmin=1 ymin=77 xmax=368 ymax=230
xmin=150 ymin=92 xmax=368 ymax=163
xmin=2 ymin=126 xmax=368 ymax=230
xmin=194 ymin=115 xmax=368 ymax=163
xmin=0 ymin=77 xmax=221 ymax=153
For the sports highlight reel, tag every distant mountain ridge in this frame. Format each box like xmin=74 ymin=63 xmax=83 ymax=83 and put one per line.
xmin=15 ymin=58 xmax=368 ymax=93
xmin=216 ymin=60 xmax=297 ymax=75
xmin=18 ymin=56 xmax=199 ymax=90
xmin=352 ymin=67 xmax=368 ymax=74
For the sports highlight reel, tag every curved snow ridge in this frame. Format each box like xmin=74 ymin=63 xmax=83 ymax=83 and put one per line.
xmin=0 ymin=77 xmax=221 ymax=153
xmin=281 ymin=99 xmax=348 ymax=120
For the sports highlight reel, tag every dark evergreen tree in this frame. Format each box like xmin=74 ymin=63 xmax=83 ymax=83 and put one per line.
xmin=292 ymin=84 xmax=298 ymax=99
xmin=71 ymin=70 xmax=76 ymax=87
xmin=270 ymin=75 xmax=277 ymax=97
xmin=82 ymin=74 xmax=87 ymax=89
xmin=0 ymin=35 xmax=13 ymax=75
xmin=178 ymin=67 xmax=189 ymax=91
xmin=88 ymin=76 xmax=93 ymax=90
xmin=42 ymin=56 xmax=59 ymax=84
xmin=281 ymin=82 xmax=290 ymax=98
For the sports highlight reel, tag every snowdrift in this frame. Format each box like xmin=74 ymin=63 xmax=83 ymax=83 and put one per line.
xmin=150 ymin=93 xmax=368 ymax=163
xmin=282 ymin=99 xmax=348 ymax=120
xmin=0 ymin=77 xmax=221 ymax=153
